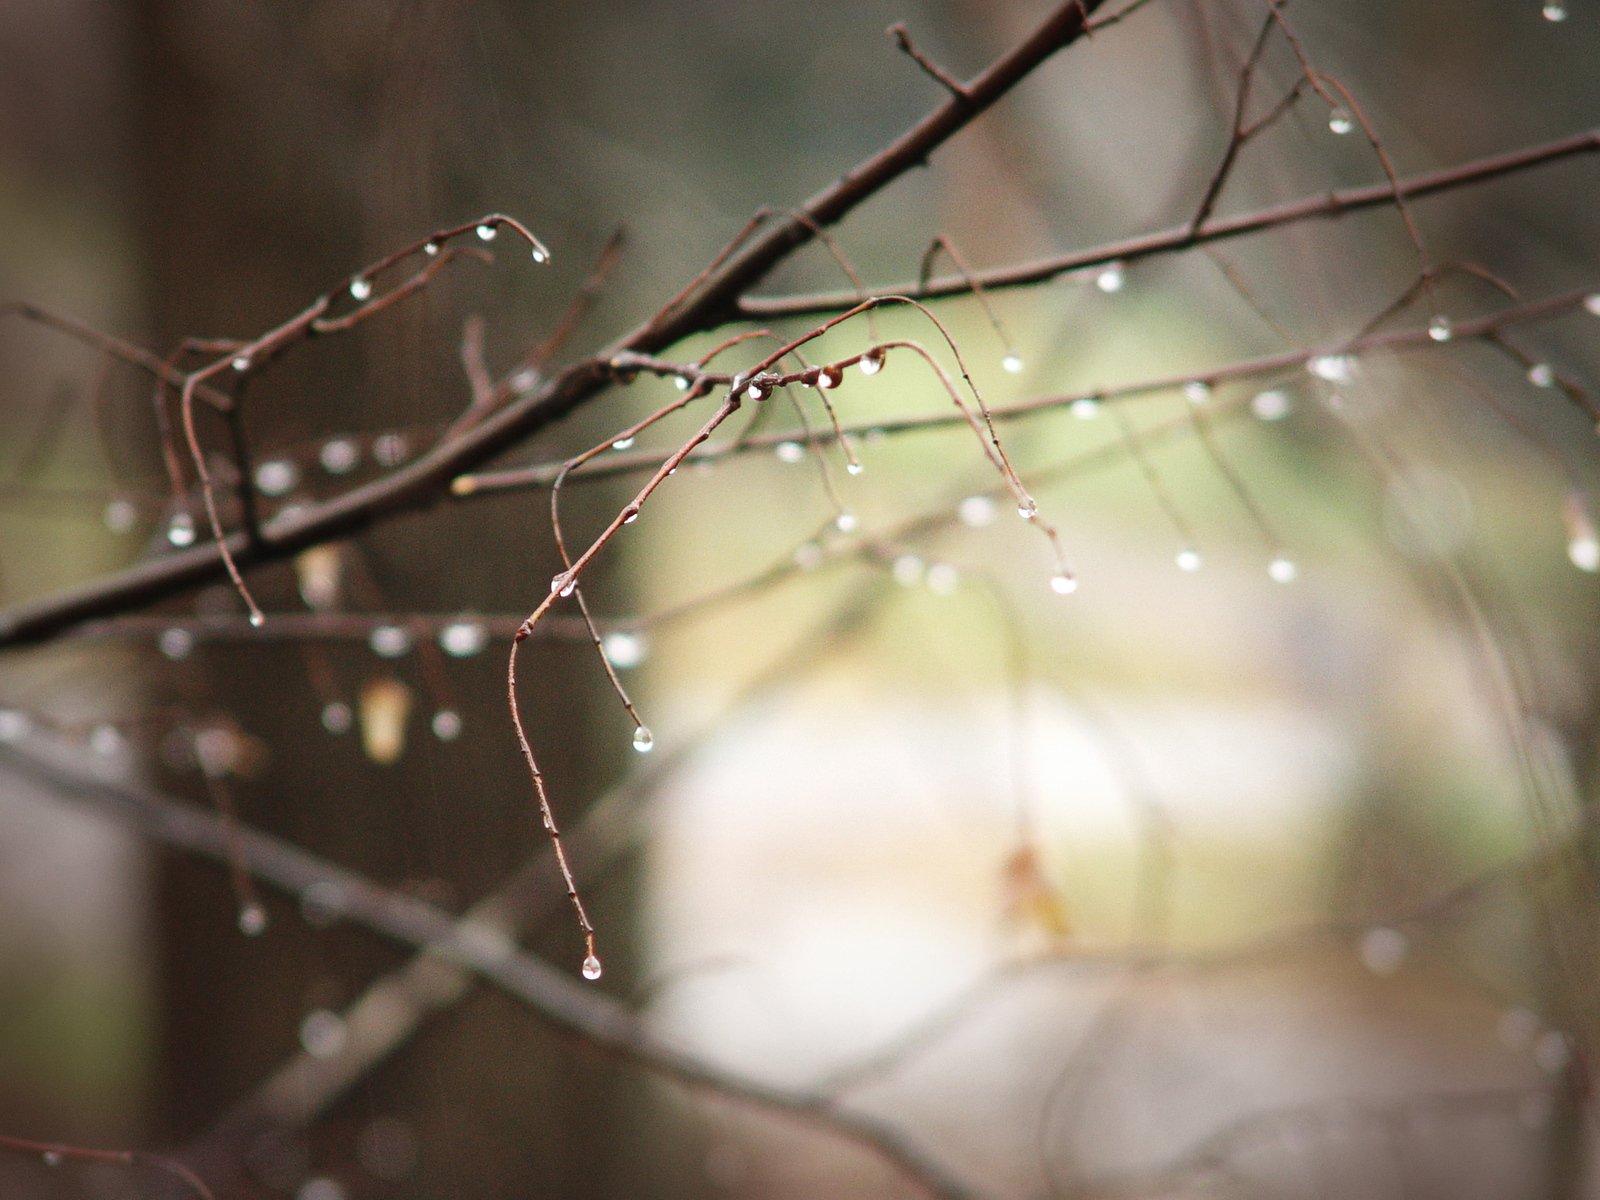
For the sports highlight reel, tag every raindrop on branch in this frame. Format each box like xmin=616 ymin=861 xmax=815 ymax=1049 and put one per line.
xmin=582 ymin=954 xmax=603 ymax=981
xmin=632 ymin=726 xmax=654 ymax=753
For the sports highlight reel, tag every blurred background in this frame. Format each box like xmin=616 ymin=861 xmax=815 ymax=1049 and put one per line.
xmin=1 ymin=0 xmax=1598 ymax=1196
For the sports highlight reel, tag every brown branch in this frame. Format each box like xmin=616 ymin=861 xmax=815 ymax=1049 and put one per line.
xmin=739 ymin=129 xmax=1600 ymax=318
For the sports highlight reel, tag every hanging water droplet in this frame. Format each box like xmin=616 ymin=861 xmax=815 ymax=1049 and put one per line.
xmin=423 ymin=239 xmax=440 ymax=256
xmin=601 ymin=629 xmax=648 ymax=668
xmin=582 ymin=953 xmax=603 ymax=981
xmin=1563 ymin=492 xmax=1600 ymax=571
xmin=835 ymin=512 xmax=859 ymax=534
xmin=300 ymin=1008 xmax=349 ymax=1059
xmin=550 ymin=573 xmax=576 ymax=597
xmin=745 ymin=381 xmax=768 ymax=401
xmin=1427 ymin=314 xmax=1453 ymax=342
xmin=818 ymin=365 xmax=842 ymax=389
xmin=1250 ymin=389 xmax=1291 ymax=420
xmin=959 ymin=495 xmax=997 ymax=527
xmin=238 ymin=902 xmax=268 ymax=937
xmin=103 ymin=497 xmax=138 ymax=533
xmin=1583 ymin=293 xmax=1600 ymax=316
xmin=1543 ymin=2 xmax=1568 ymax=20
xmin=859 ymin=350 xmax=884 ymax=376
xmin=1358 ymin=926 xmax=1407 ymax=976
xmin=1001 ymin=353 xmax=1025 ymax=375
xmin=321 ymin=701 xmax=354 ymax=735
xmin=232 ymin=354 xmax=252 ymax=372
xmin=431 ymin=710 xmax=463 ymax=741
xmin=611 ymin=435 xmax=636 ymax=451
xmin=248 ymin=611 xmax=266 ymax=628
xmin=775 ymin=441 xmax=805 ymax=463
xmin=319 ymin=438 xmax=360 ymax=474
xmin=892 ymin=554 xmax=924 ymax=587
xmin=1017 ymin=499 xmax=1039 ymax=520
xmin=254 ymin=459 xmax=300 ymax=496
xmin=1176 ymin=548 xmax=1203 ymax=572
xmin=530 ymin=246 xmax=549 ymax=264
xmin=1183 ymin=380 xmax=1211 ymax=405
xmin=1070 ymin=396 xmax=1101 ymax=419
xmin=349 ymin=278 xmax=373 ymax=302
xmin=1527 ymin=363 xmax=1555 ymax=388
xmin=926 ymin=562 xmax=960 ymax=595
xmin=1307 ymin=354 xmax=1356 ymax=383
xmin=439 ymin=620 xmax=488 ymax=658
xmin=846 ymin=460 xmax=864 ymax=476
xmin=167 ymin=511 xmax=197 ymax=547
xmin=1268 ymin=555 xmax=1298 ymax=583
xmin=1049 ymin=572 xmax=1078 ymax=595
xmin=632 ymin=726 xmax=654 ymax=753
xmin=372 ymin=432 xmax=409 ymax=467
xmin=1327 ymin=106 xmax=1354 ymax=135
xmin=622 ymin=507 xmax=640 ymax=525
xmin=475 ymin=222 xmax=498 ymax=241
xmin=674 ymin=374 xmax=691 ymax=391
xmin=368 ymin=624 xmax=413 ymax=658
xmin=1095 ymin=262 xmax=1125 ymax=293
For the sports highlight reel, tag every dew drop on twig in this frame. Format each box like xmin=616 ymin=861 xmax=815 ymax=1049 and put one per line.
xmin=1268 ymin=555 xmax=1298 ymax=583
xmin=1527 ymin=363 xmax=1555 ymax=388
xmin=1001 ymin=353 xmax=1024 ymax=375
xmin=1176 ymin=548 xmax=1202 ymax=572
xmin=349 ymin=278 xmax=373 ymax=302
xmin=1427 ymin=314 xmax=1453 ymax=342
xmin=859 ymin=350 xmax=884 ymax=376
xmin=632 ymin=726 xmax=654 ymax=753
xmin=475 ymin=222 xmax=498 ymax=242
xmin=1095 ymin=262 xmax=1124 ymax=293
xmin=1049 ymin=572 xmax=1078 ymax=595
xmin=582 ymin=953 xmax=603 ymax=981
xmin=167 ymin=511 xmax=197 ymax=547
xmin=1327 ymin=106 xmax=1354 ymax=135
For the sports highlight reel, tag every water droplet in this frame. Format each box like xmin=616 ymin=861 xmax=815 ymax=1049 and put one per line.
xmin=1564 ymin=492 xmax=1599 ymax=571
xmin=818 ymin=365 xmax=842 ymax=389
xmin=891 ymin=554 xmax=924 ymax=587
xmin=248 ymin=611 xmax=266 ymax=628
xmin=423 ymin=239 xmax=440 ymax=256
xmin=1358 ymin=926 xmax=1407 ymax=976
xmin=158 ymin=626 xmax=195 ymax=659
xmin=1001 ymin=353 xmax=1025 ymax=375
xmin=300 ymin=1008 xmax=349 ymax=1059
xmin=611 ymin=435 xmax=636 ymax=451
xmin=254 ymin=459 xmax=300 ymax=496
xmin=439 ymin=620 xmax=488 ymax=658
xmin=90 ymin=724 xmax=124 ymax=757
xmin=368 ymin=624 xmax=413 ymax=658
xmin=1569 ymin=536 xmax=1599 ymax=573
xmin=1049 ymin=572 xmax=1077 ymax=595
xmin=319 ymin=438 xmax=360 ymax=474
xmin=530 ymin=246 xmax=549 ymax=264
xmin=0 ymin=709 xmax=31 ymax=742
xmin=349 ymin=278 xmax=373 ymax=302
xmin=582 ymin=953 xmax=603 ymax=981
xmin=1527 ymin=363 xmax=1555 ymax=388
xmin=859 ymin=350 xmax=884 ymax=376
xmin=846 ymin=461 xmax=864 ymax=476
xmin=1427 ymin=314 xmax=1453 ymax=342
xmin=1095 ymin=262 xmax=1125 ymax=293
xmin=372 ymin=432 xmax=409 ymax=467
xmin=1017 ymin=499 xmax=1039 ymax=520
xmin=1183 ymin=380 xmax=1211 ymax=405
xmin=238 ymin=902 xmax=268 ymax=936
xmin=745 ymin=381 xmax=768 ymax=401
xmin=1176 ymin=548 xmax=1202 ymax=572
xmin=476 ymin=222 xmax=498 ymax=241
xmin=103 ymin=497 xmax=138 ymax=533
xmin=321 ymin=701 xmax=353 ymax=735
xmin=431 ymin=710 xmax=463 ymax=741
xmin=602 ymin=629 xmax=648 ymax=668
xmin=1543 ymin=2 xmax=1568 ymax=19
xmin=1268 ymin=556 xmax=1298 ymax=583
xmin=41 ymin=1152 xmax=62 ymax=1167
xmin=1307 ymin=354 xmax=1356 ymax=383
xmin=1327 ymin=106 xmax=1354 ymax=135
xmin=1070 ymin=396 xmax=1101 ymax=419
xmin=672 ymin=373 xmax=693 ymax=392
xmin=1250 ymin=389 xmax=1291 ymax=420
xmin=232 ymin=355 xmax=251 ymax=372
xmin=926 ymin=562 xmax=960 ymax=595
xmin=1583 ymin=293 xmax=1600 ymax=316
xmin=775 ymin=441 xmax=805 ymax=463
xmin=622 ymin=507 xmax=640 ymax=525
xmin=550 ymin=573 xmax=576 ymax=597
xmin=632 ymin=726 xmax=654 ymax=753
xmin=167 ymin=511 xmax=196 ymax=547
xmin=835 ymin=512 xmax=858 ymax=533
xmin=958 ymin=495 xmax=997 ymax=527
